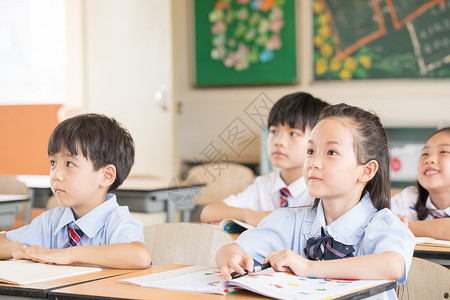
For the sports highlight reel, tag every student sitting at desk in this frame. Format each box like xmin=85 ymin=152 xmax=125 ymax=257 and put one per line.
xmin=0 ymin=114 xmax=151 ymax=269
xmin=216 ymin=104 xmax=415 ymax=300
xmin=200 ymin=92 xmax=329 ymax=226
xmin=391 ymin=127 xmax=450 ymax=241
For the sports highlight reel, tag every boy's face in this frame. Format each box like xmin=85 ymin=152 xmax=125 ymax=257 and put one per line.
xmin=267 ymin=123 xmax=311 ymax=179
xmin=49 ymin=148 xmax=106 ymax=218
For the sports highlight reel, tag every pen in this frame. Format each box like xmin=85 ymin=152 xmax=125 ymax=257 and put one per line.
xmin=230 ymin=262 xmax=271 ymax=279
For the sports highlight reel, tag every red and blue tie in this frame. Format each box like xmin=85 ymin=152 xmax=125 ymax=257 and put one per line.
xmin=68 ymin=223 xmax=84 ymax=247
xmin=280 ymin=187 xmax=291 ymax=207
xmin=429 ymin=209 xmax=448 ymax=219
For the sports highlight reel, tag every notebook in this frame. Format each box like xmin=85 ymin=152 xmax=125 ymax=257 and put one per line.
xmin=415 ymin=237 xmax=450 ymax=247
xmin=120 ymin=265 xmax=394 ymax=299
xmin=0 ymin=260 xmax=102 ymax=285
xmin=207 ymin=219 xmax=255 ymax=233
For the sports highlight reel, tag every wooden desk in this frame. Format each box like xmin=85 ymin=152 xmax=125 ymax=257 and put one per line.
xmin=0 ymin=268 xmax=135 ymax=299
xmin=49 ymin=265 xmax=394 ymax=300
xmin=17 ymin=175 xmax=204 ymax=223
xmin=0 ymin=194 xmax=29 ymax=229
xmin=414 ymin=244 xmax=450 ymax=267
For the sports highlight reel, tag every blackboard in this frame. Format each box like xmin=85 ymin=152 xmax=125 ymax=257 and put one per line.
xmin=194 ymin=0 xmax=297 ymax=86
xmin=313 ymin=0 xmax=450 ymax=79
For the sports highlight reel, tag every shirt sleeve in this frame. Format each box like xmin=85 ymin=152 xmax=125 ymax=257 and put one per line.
xmin=223 ymin=176 xmax=262 ymax=210
xmin=105 ymin=207 xmax=144 ymax=244
xmin=359 ymin=209 xmax=416 ymax=285
xmin=6 ymin=210 xmax=53 ymax=248
xmin=235 ymin=208 xmax=297 ymax=264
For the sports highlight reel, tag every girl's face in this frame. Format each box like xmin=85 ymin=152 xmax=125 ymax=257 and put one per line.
xmin=304 ymin=118 xmax=365 ymax=201
xmin=417 ymin=131 xmax=450 ymax=193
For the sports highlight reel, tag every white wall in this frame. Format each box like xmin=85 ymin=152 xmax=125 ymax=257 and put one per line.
xmin=174 ymin=0 xmax=450 ymax=164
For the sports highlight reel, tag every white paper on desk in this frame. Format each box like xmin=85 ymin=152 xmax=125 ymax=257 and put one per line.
xmin=120 ymin=265 xmax=392 ymax=299
xmin=0 ymin=260 xmax=102 ymax=285
xmin=416 ymin=237 xmax=450 ymax=247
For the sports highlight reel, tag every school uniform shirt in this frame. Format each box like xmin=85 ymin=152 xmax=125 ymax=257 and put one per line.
xmin=391 ymin=186 xmax=450 ymax=220
xmin=236 ymin=192 xmax=415 ymax=299
xmin=223 ymin=171 xmax=313 ymax=210
xmin=6 ymin=194 xmax=144 ymax=248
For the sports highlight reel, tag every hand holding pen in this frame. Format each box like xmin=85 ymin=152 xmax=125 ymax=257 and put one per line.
xmin=230 ymin=262 xmax=272 ymax=279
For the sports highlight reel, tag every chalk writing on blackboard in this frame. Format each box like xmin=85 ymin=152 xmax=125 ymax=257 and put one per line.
xmin=313 ymin=0 xmax=450 ymax=80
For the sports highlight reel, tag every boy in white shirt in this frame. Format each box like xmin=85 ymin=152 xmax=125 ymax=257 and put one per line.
xmin=200 ymin=92 xmax=329 ymax=226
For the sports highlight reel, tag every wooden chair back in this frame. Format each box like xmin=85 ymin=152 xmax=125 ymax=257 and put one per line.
xmin=187 ymin=162 xmax=254 ymax=205
xmin=143 ymin=222 xmax=233 ymax=266
xmin=0 ymin=175 xmax=28 ymax=195
xmin=396 ymin=257 xmax=450 ymax=300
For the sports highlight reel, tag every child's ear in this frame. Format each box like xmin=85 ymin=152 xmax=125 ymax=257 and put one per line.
xmin=100 ymin=164 xmax=116 ymax=188
xmin=358 ymin=160 xmax=378 ymax=183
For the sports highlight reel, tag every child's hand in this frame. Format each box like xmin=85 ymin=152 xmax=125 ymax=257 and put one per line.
xmin=11 ymin=244 xmax=33 ymax=261
xmin=22 ymin=245 xmax=72 ymax=265
xmin=219 ymin=253 xmax=254 ymax=280
xmin=243 ymin=211 xmax=271 ymax=227
xmin=397 ymin=215 xmax=410 ymax=227
xmin=264 ymin=249 xmax=311 ymax=277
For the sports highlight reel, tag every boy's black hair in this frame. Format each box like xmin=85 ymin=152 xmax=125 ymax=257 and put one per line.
xmin=268 ymin=92 xmax=329 ymax=131
xmin=48 ymin=113 xmax=135 ymax=191
xmin=414 ymin=127 xmax=450 ymax=219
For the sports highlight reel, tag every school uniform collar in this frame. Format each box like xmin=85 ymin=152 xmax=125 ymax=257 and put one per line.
xmin=309 ymin=191 xmax=378 ymax=245
xmin=54 ymin=194 xmax=119 ymax=238
xmin=425 ymin=196 xmax=450 ymax=217
xmin=270 ymin=171 xmax=307 ymax=199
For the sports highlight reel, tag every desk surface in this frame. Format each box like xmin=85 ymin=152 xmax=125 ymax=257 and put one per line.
xmin=0 ymin=194 xmax=29 ymax=203
xmin=0 ymin=268 xmax=135 ymax=298
xmin=414 ymin=244 xmax=450 ymax=260
xmin=16 ymin=175 xmax=203 ymax=192
xmin=49 ymin=265 xmax=393 ymax=300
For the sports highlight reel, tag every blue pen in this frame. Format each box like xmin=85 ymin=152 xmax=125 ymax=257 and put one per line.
xmin=230 ymin=262 xmax=271 ymax=279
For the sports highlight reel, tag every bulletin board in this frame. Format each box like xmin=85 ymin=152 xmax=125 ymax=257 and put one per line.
xmin=194 ymin=0 xmax=297 ymax=86
xmin=313 ymin=0 xmax=450 ymax=80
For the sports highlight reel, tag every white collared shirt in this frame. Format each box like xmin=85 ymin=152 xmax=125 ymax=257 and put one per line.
xmin=6 ymin=194 xmax=144 ymax=248
xmin=223 ymin=171 xmax=313 ymax=210
xmin=391 ymin=186 xmax=450 ymax=220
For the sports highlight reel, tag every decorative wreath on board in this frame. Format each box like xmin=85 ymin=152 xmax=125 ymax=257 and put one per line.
xmin=209 ymin=0 xmax=287 ymax=71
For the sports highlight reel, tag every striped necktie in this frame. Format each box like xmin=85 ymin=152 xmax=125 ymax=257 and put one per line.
xmin=68 ymin=223 xmax=84 ymax=247
xmin=304 ymin=227 xmax=355 ymax=261
xmin=429 ymin=209 xmax=449 ymax=219
xmin=280 ymin=187 xmax=291 ymax=207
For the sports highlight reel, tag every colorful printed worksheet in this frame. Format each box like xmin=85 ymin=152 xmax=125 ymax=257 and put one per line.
xmin=120 ymin=265 xmax=394 ymax=299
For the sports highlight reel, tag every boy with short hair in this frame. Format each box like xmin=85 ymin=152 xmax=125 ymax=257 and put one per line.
xmin=0 ymin=114 xmax=151 ymax=269
xmin=200 ymin=92 xmax=329 ymax=226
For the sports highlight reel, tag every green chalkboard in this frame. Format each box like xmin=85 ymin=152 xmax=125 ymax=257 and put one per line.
xmin=194 ymin=0 xmax=297 ymax=86
xmin=313 ymin=0 xmax=450 ymax=80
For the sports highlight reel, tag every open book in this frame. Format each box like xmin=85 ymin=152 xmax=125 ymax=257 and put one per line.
xmin=210 ymin=219 xmax=255 ymax=233
xmin=0 ymin=260 xmax=102 ymax=285
xmin=121 ymin=265 xmax=394 ymax=299
xmin=415 ymin=237 xmax=450 ymax=247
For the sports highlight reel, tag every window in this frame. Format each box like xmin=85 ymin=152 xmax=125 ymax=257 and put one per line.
xmin=0 ymin=0 xmax=66 ymax=104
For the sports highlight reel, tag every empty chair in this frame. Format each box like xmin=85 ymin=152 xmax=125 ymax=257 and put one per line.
xmin=187 ymin=162 xmax=254 ymax=206
xmin=144 ymin=222 xmax=233 ymax=266
xmin=0 ymin=175 xmax=29 ymax=229
xmin=396 ymin=257 xmax=450 ymax=300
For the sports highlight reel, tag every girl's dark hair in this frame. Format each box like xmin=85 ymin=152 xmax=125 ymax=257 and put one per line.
xmin=48 ymin=113 xmax=135 ymax=191
xmin=268 ymin=92 xmax=329 ymax=131
xmin=313 ymin=103 xmax=391 ymax=210
xmin=414 ymin=127 xmax=450 ymax=220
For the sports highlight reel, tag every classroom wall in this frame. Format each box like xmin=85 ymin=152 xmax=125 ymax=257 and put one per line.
xmin=174 ymin=0 xmax=450 ymax=165
xmin=0 ymin=104 xmax=61 ymax=175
